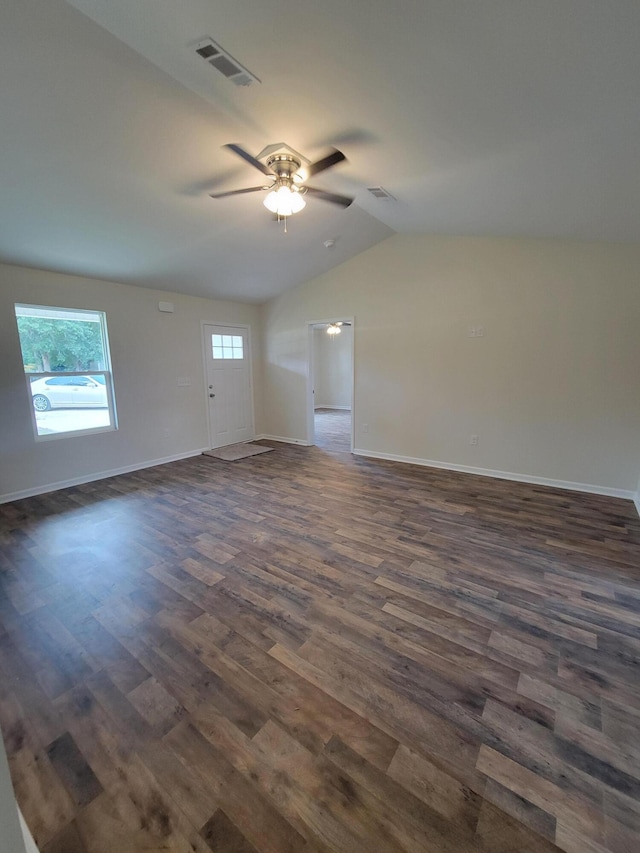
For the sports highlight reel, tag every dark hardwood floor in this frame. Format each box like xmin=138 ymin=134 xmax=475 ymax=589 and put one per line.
xmin=314 ymin=409 xmax=351 ymax=452
xmin=1 ymin=442 xmax=639 ymax=852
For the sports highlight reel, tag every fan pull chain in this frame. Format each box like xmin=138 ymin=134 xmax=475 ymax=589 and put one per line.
xmin=274 ymin=213 xmax=292 ymax=233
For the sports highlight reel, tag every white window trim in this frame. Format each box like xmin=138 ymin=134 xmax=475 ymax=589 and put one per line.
xmin=15 ymin=303 xmax=118 ymax=441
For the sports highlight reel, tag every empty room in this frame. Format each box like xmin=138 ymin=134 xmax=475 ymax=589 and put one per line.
xmin=1 ymin=2 xmax=640 ymax=852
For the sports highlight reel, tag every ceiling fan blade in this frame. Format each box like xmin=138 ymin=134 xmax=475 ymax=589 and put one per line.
xmin=306 ymin=148 xmax=346 ymax=178
xmin=209 ymin=186 xmax=268 ymax=199
xmin=304 ymin=186 xmax=354 ymax=207
xmin=224 ymin=143 xmax=274 ymax=176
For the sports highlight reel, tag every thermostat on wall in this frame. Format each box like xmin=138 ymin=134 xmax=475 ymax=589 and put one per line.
xmin=158 ymin=301 xmax=174 ymax=313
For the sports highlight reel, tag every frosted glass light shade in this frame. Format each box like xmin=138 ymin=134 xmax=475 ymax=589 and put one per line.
xmin=263 ymin=186 xmax=306 ymax=216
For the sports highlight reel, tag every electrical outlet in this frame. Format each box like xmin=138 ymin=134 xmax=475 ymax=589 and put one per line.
xmin=163 ymin=428 xmax=170 ymax=439
xmin=363 ymin=423 xmax=369 ymax=433
xmin=476 ymin=326 xmax=484 ymax=337
xmin=470 ymin=434 xmax=479 ymax=446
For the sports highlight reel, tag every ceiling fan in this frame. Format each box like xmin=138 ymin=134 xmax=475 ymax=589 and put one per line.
xmin=209 ymin=144 xmax=354 ymax=219
xmin=326 ymin=321 xmax=350 ymax=336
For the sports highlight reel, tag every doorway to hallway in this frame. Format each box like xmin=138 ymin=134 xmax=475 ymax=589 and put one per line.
xmin=307 ymin=318 xmax=354 ymax=451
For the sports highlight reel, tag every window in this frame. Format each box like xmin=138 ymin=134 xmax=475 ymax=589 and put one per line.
xmin=212 ymin=334 xmax=243 ymax=360
xmin=14 ymin=304 xmax=117 ymax=439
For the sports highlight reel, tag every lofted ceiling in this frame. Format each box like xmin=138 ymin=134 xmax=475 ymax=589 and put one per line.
xmin=1 ymin=1 xmax=640 ymax=303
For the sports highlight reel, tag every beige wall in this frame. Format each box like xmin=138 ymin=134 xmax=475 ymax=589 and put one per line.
xmin=2 ymin=242 xmax=639 ymax=501
xmin=261 ymin=234 xmax=640 ymax=494
xmin=0 ymin=263 xmax=262 ymax=501
xmin=313 ymin=325 xmax=352 ymax=409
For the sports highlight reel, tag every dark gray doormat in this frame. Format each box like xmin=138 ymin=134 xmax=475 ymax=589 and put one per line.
xmin=203 ymin=443 xmax=274 ymax=461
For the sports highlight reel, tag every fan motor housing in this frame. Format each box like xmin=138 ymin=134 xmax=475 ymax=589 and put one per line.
xmin=266 ymin=154 xmax=303 ymax=182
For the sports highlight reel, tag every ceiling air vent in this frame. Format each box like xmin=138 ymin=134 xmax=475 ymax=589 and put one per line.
xmin=367 ymin=186 xmax=395 ymax=200
xmin=193 ymin=38 xmax=260 ymax=88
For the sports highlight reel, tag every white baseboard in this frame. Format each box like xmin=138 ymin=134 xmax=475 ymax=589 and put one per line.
xmin=3 ymin=441 xmax=634 ymax=509
xmin=352 ymin=448 xmax=635 ymax=500
xmin=255 ymin=434 xmax=311 ymax=447
xmin=0 ymin=448 xmax=208 ymax=504
xmin=314 ymin=405 xmax=351 ymax=411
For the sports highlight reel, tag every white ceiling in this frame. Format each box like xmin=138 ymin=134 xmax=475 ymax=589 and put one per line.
xmin=2 ymin=1 xmax=640 ymax=303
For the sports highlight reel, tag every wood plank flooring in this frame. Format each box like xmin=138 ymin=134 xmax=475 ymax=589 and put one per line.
xmin=314 ymin=409 xmax=352 ymax=452
xmin=1 ymin=441 xmax=639 ymax=852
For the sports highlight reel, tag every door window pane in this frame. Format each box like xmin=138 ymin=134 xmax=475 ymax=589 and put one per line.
xmin=212 ymin=332 xmax=244 ymax=360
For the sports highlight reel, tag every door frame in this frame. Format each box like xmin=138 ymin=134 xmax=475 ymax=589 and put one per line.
xmin=201 ymin=321 xmax=256 ymax=449
xmin=306 ymin=317 xmax=355 ymax=451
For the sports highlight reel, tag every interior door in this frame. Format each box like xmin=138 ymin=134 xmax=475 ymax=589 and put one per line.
xmin=204 ymin=324 xmax=253 ymax=448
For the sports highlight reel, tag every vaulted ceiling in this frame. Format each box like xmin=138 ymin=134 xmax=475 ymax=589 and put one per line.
xmin=2 ymin=1 xmax=640 ymax=302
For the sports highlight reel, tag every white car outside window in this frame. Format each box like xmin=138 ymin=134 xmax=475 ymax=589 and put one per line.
xmin=30 ymin=375 xmax=108 ymax=411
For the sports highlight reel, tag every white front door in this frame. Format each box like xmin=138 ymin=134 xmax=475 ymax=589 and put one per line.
xmin=204 ymin=324 xmax=253 ymax=448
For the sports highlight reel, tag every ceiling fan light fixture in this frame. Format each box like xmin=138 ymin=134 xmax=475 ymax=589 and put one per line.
xmin=212 ymin=144 xmax=354 ymax=215
xmin=263 ymin=185 xmax=306 ymax=216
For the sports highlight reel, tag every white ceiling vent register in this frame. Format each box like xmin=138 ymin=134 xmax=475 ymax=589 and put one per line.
xmin=367 ymin=186 xmax=395 ymax=200
xmin=193 ymin=38 xmax=261 ymax=87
